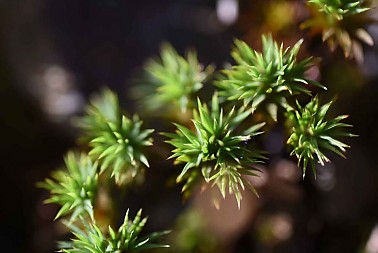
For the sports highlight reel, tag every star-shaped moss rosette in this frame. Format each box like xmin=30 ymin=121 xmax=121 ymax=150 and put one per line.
xmin=38 ymin=152 xmax=98 ymax=222
xmin=60 ymin=209 xmax=170 ymax=253
xmin=286 ymin=96 xmax=355 ymax=178
xmin=140 ymin=43 xmax=214 ymax=115
xmin=77 ymin=89 xmax=154 ymax=185
xmin=302 ymin=0 xmax=374 ymax=60
xmin=164 ymin=94 xmax=266 ymax=207
xmin=216 ymin=35 xmax=325 ymax=122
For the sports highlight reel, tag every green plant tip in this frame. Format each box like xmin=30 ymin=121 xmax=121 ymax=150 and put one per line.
xmin=308 ymin=0 xmax=370 ymax=20
xmin=37 ymin=152 xmax=98 ymax=222
xmin=140 ymin=43 xmax=214 ymax=114
xmin=216 ymin=35 xmax=324 ymax=121
xmin=164 ymin=94 xmax=266 ymax=207
xmin=286 ymin=96 xmax=354 ymax=178
xmin=60 ymin=209 xmax=170 ymax=253
xmin=77 ymin=89 xmax=154 ymax=185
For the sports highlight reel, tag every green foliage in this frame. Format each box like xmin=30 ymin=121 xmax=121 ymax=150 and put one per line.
xmin=164 ymin=94 xmax=265 ymax=207
xmin=216 ymin=35 xmax=324 ymax=121
xmin=142 ymin=43 xmax=214 ymax=114
xmin=39 ymin=23 xmax=359 ymax=252
xmin=286 ymin=96 xmax=354 ymax=178
xmin=38 ymin=152 xmax=98 ymax=222
xmin=308 ymin=0 xmax=370 ymax=20
xmin=77 ymin=89 xmax=154 ymax=185
xmin=302 ymin=0 xmax=373 ymax=59
xmin=60 ymin=209 xmax=170 ymax=253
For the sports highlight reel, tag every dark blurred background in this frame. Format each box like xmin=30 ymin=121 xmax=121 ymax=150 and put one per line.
xmin=1 ymin=0 xmax=378 ymax=252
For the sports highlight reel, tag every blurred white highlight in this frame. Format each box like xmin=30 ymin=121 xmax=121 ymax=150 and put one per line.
xmin=42 ymin=65 xmax=83 ymax=121
xmin=272 ymin=213 xmax=293 ymax=241
xmin=366 ymin=224 xmax=378 ymax=253
xmin=216 ymin=0 xmax=238 ymax=25
xmin=315 ymin=164 xmax=336 ymax=192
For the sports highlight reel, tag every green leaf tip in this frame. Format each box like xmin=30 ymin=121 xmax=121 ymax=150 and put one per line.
xmin=60 ymin=209 xmax=170 ymax=253
xmin=77 ymin=89 xmax=154 ymax=185
xmin=38 ymin=151 xmax=98 ymax=222
xmin=286 ymin=96 xmax=355 ymax=178
xmin=165 ymin=93 xmax=266 ymax=204
xmin=137 ymin=43 xmax=214 ymax=115
xmin=216 ymin=35 xmax=323 ymax=121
